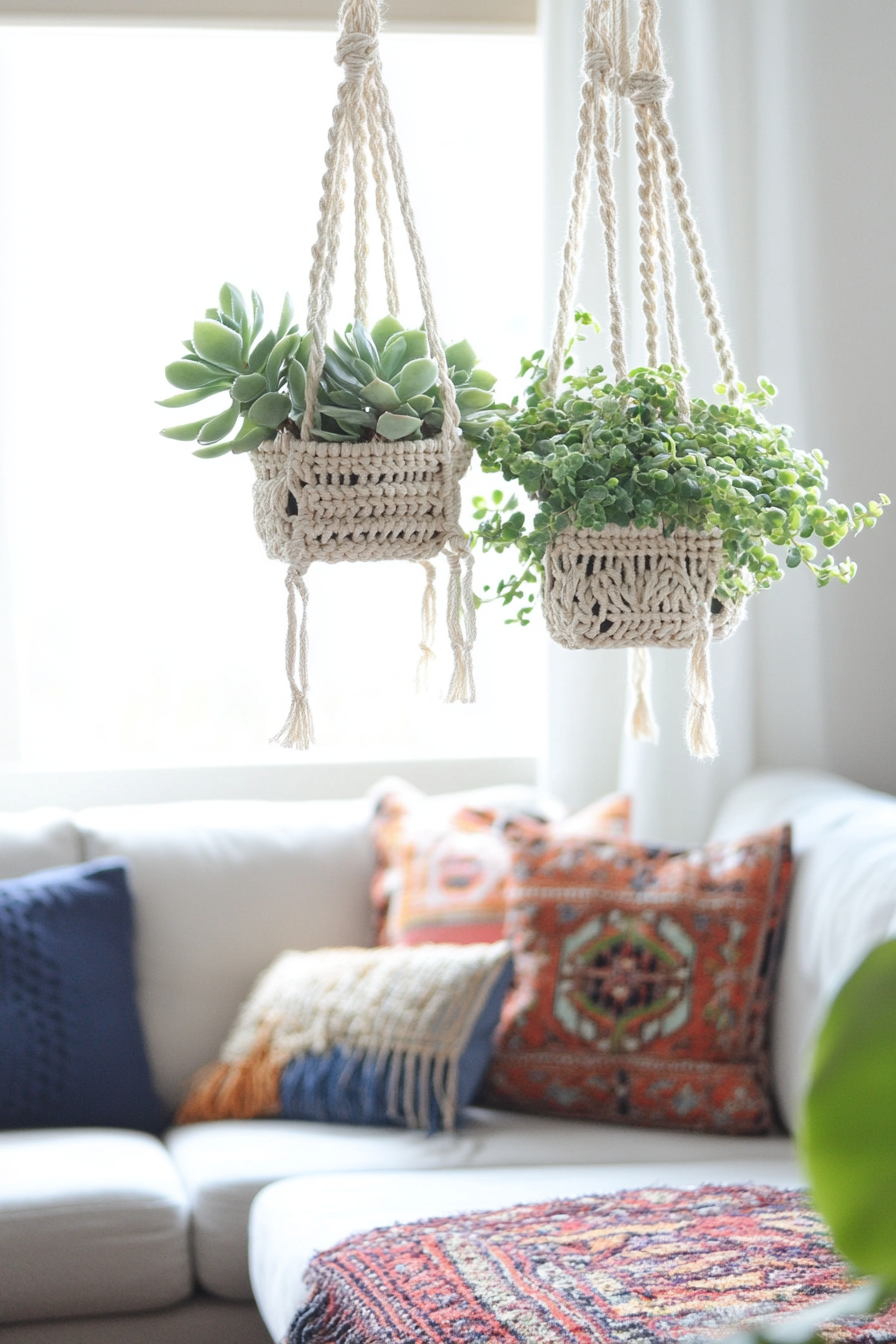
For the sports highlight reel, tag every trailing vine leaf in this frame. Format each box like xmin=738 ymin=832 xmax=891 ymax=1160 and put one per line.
xmin=472 ymin=315 xmax=888 ymax=623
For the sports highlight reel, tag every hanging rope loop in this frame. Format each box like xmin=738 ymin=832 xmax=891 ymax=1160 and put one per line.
xmin=258 ymin=0 xmax=476 ymax=751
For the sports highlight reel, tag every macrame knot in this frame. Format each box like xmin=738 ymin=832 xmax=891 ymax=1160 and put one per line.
xmin=335 ymin=31 xmax=378 ymax=81
xmin=623 ymin=69 xmax=673 ymax=104
xmin=582 ymin=43 xmax=611 ymax=84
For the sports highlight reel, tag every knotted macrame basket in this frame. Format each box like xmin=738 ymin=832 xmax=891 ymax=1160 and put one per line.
xmin=542 ymin=0 xmax=752 ymax=758
xmin=542 ymin=525 xmax=741 ymax=651
xmin=251 ymin=0 xmax=476 ymax=750
xmin=252 ymin=431 xmax=471 ymax=568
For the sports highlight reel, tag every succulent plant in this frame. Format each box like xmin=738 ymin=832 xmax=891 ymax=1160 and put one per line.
xmin=159 ymin=285 xmax=498 ymax=457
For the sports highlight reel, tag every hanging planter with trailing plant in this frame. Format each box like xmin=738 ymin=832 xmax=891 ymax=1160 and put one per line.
xmin=471 ymin=0 xmax=886 ymax=759
xmin=160 ymin=0 xmax=497 ymax=747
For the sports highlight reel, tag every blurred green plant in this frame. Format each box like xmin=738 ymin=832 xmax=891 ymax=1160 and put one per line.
xmin=727 ymin=938 xmax=896 ymax=1344
xmin=159 ymin=285 xmax=498 ymax=457
xmin=471 ymin=313 xmax=887 ymax=624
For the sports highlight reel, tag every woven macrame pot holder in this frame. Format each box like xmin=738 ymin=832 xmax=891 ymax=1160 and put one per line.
xmin=542 ymin=524 xmax=743 ymax=651
xmin=252 ymin=431 xmax=471 ymax=567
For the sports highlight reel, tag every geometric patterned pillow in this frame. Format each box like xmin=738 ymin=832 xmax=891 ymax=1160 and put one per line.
xmin=372 ymin=787 xmax=630 ymax=948
xmin=480 ymin=825 xmax=793 ymax=1135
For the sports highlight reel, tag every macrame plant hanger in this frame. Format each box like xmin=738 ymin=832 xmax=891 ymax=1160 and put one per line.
xmin=252 ymin=0 xmax=476 ymax=750
xmin=543 ymin=0 xmax=745 ymax=759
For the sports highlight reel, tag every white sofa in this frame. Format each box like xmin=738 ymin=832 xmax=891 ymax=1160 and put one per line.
xmin=0 ymin=769 xmax=894 ymax=1342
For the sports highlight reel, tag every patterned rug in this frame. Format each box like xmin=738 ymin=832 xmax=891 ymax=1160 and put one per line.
xmin=289 ymin=1185 xmax=896 ymax=1344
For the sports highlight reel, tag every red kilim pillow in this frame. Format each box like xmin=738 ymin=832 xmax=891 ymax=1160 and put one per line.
xmin=372 ymin=789 xmax=631 ymax=947
xmin=481 ymin=826 xmax=793 ymax=1134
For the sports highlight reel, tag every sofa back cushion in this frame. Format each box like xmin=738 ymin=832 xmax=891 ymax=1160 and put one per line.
xmin=710 ymin=769 xmax=896 ymax=1132
xmin=0 ymin=808 xmax=81 ymax=880
xmin=78 ymin=799 xmax=377 ymax=1114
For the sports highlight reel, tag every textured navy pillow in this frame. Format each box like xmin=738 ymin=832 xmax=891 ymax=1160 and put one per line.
xmin=0 ymin=858 xmax=163 ymax=1132
xmin=279 ymin=957 xmax=514 ymax=1129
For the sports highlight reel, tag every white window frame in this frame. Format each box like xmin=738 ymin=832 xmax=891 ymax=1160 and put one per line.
xmin=0 ymin=4 xmax=542 ymax=805
xmin=0 ymin=0 xmax=536 ymax=29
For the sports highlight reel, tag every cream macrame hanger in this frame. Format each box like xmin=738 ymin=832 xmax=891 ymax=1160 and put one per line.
xmin=270 ymin=0 xmax=476 ymax=750
xmin=545 ymin=0 xmax=742 ymax=760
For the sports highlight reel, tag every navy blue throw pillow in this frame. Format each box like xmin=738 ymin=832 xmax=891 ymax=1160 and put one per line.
xmin=0 ymin=858 xmax=164 ymax=1132
xmin=279 ymin=957 xmax=513 ymax=1130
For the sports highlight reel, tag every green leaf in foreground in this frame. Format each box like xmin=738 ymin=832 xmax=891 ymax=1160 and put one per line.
xmin=800 ymin=937 xmax=896 ymax=1281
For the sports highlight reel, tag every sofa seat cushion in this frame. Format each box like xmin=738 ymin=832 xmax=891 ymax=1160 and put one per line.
xmin=249 ymin=1160 xmax=804 ymax=1343
xmin=0 ymin=1129 xmax=191 ymax=1324
xmin=166 ymin=1109 xmax=795 ymax=1300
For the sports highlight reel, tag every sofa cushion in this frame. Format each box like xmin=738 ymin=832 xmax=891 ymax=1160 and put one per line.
xmin=483 ymin=825 xmax=792 ymax=1135
xmin=0 ymin=860 xmax=163 ymax=1133
xmin=177 ymin=943 xmax=512 ymax=1131
xmin=709 ymin=770 xmax=896 ymax=1131
xmin=709 ymin=768 xmax=887 ymax=857
xmin=0 ymin=1129 xmax=191 ymax=1323
xmin=371 ymin=781 xmax=624 ymax=946
xmin=77 ymin=799 xmax=378 ymax=1114
xmin=166 ymin=1110 xmax=795 ymax=1300
xmin=249 ymin=1160 xmax=804 ymax=1342
xmin=0 ymin=809 xmax=80 ymax=880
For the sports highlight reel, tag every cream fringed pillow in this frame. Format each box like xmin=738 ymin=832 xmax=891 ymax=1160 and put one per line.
xmin=177 ymin=942 xmax=512 ymax=1133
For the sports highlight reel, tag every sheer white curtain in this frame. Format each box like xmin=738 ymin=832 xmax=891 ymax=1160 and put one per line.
xmin=541 ymin=0 xmax=896 ymax=841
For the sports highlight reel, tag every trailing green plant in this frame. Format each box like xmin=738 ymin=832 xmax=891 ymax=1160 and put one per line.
xmin=159 ymin=284 xmax=498 ymax=457
xmin=471 ymin=313 xmax=888 ymax=624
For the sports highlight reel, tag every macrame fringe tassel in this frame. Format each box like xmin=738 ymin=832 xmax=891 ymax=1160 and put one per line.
xmin=176 ymin=1028 xmax=282 ymax=1124
xmin=627 ymin=647 xmax=659 ymax=742
xmin=686 ymin=602 xmax=718 ymax=759
xmin=445 ymin=535 xmax=477 ymax=704
xmin=272 ymin=565 xmax=315 ymax=750
xmin=416 ymin=559 xmax=437 ymax=691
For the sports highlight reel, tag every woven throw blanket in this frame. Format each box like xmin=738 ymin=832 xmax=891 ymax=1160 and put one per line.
xmin=289 ymin=1185 xmax=896 ymax=1344
xmin=178 ymin=942 xmax=510 ymax=1131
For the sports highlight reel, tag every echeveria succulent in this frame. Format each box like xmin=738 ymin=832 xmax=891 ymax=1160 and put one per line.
xmin=160 ymin=285 xmax=498 ymax=457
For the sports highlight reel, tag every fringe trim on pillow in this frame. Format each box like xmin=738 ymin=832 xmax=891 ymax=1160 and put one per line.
xmin=176 ymin=1027 xmax=283 ymax=1124
xmin=177 ymin=943 xmax=510 ymax=1131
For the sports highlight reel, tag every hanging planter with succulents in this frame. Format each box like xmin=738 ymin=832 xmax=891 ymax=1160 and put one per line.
xmin=160 ymin=0 xmax=497 ymax=747
xmin=471 ymin=0 xmax=886 ymax=760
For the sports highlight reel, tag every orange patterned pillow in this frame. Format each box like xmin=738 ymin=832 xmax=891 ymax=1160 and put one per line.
xmin=480 ymin=826 xmax=793 ymax=1135
xmin=372 ymin=789 xmax=631 ymax=947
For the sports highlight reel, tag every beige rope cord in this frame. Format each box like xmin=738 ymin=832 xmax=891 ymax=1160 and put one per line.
xmin=251 ymin=0 xmax=475 ymax=750
xmin=542 ymin=0 xmax=747 ymax=759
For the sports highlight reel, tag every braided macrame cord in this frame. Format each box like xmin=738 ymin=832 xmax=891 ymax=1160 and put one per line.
xmin=251 ymin=0 xmax=476 ymax=749
xmin=544 ymin=0 xmax=747 ymax=760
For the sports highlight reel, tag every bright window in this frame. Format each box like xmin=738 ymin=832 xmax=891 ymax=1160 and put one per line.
xmin=0 ymin=24 xmax=545 ymax=767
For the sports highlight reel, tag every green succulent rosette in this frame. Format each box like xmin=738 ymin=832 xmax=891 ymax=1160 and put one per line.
xmin=160 ymin=284 xmax=499 ymax=457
